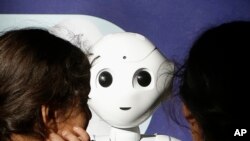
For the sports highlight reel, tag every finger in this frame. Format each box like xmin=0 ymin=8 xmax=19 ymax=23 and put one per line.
xmin=48 ymin=132 xmax=65 ymax=141
xmin=73 ymin=127 xmax=90 ymax=141
xmin=62 ymin=130 xmax=80 ymax=141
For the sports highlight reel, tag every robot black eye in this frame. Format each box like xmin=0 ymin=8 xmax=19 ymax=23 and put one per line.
xmin=136 ymin=70 xmax=151 ymax=87
xmin=99 ymin=71 xmax=112 ymax=87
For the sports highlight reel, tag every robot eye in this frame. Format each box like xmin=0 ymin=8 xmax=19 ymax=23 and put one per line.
xmin=98 ymin=71 xmax=113 ymax=87
xmin=133 ymin=69 xmax=151 ymax=87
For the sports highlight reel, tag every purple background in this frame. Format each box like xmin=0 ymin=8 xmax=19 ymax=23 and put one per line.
xmin=1 ymin=0 xmax=250 ymax=140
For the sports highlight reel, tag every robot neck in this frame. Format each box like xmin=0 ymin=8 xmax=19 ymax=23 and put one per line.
xmin=110 ymin=126 xmax=141 ymax=141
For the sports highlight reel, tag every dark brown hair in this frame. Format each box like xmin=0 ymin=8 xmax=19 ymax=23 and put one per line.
xmin=0 ymin=28 xmax=91 ymax=140
xmin=179 ymin=21 xmax=250 ymax=141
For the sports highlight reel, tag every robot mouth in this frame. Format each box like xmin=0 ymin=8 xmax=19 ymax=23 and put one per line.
xmin=120 ymin=107 xmax=131 ymax=111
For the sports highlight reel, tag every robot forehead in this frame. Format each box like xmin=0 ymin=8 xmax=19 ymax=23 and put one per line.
xmin=90 ymin=32 xmax=155 ymax=63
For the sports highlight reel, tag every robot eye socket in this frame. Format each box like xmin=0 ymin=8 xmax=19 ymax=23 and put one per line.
xmin=98 ymin=71 xmax=113 ymax=87
xmin=133 ymin=69 xmax=151 ymax=87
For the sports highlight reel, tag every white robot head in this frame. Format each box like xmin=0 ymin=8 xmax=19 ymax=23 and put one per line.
xmin=88 ymin=32 xmax=174 ymax=128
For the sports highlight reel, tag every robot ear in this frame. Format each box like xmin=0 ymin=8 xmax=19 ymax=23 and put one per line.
xmin=156 ymin=61 xmax=174 ymax=99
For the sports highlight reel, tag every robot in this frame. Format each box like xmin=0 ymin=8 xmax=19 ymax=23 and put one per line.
xmin=49 ymin=17 xmax=179 ymax=141
xmin=88 ymin=32 xmax=180 ymax=141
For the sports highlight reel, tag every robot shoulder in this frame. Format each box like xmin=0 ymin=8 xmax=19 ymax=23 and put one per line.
xmin=155 ymin=135 xmax=180 ymax=141
xmin=141 ymin=135 xmax=180 ymax=141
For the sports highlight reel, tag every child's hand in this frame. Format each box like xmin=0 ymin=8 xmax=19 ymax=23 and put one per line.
xmin=48 ymin=127 xmax=90 ymax=141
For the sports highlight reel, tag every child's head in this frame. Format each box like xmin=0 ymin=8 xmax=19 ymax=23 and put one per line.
xmin=179 ymin=21 xmax=250 ymax=141
xmin=0 ymin=28 xmax=91 ymax=140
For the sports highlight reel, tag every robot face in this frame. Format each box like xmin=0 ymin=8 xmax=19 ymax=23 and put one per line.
xmin=88 ymin=33 xmax=174 ymax=128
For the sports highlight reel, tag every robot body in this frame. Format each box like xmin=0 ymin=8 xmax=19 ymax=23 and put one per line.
xmin=92 ymin=127 xmax=179 ymax=141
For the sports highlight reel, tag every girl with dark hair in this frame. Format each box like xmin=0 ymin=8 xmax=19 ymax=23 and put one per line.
xmin=0 ymin=28 xmax=91 ymax=141
xmin=179 ymin=21 xmax=250 ymax=141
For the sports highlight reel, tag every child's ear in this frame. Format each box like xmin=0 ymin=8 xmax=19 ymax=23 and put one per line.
xmin=41 ymin=105 xmax=49 ymax=124
xmin=182 ymin=103 xmax=194 ymax=121
xmin=182 ymin=103 xmax=203 ymax=141
xmin=41 ymin=105 xmax=57 ymax=131
xmin=182 ymin=103 xmax=198 ymax=127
